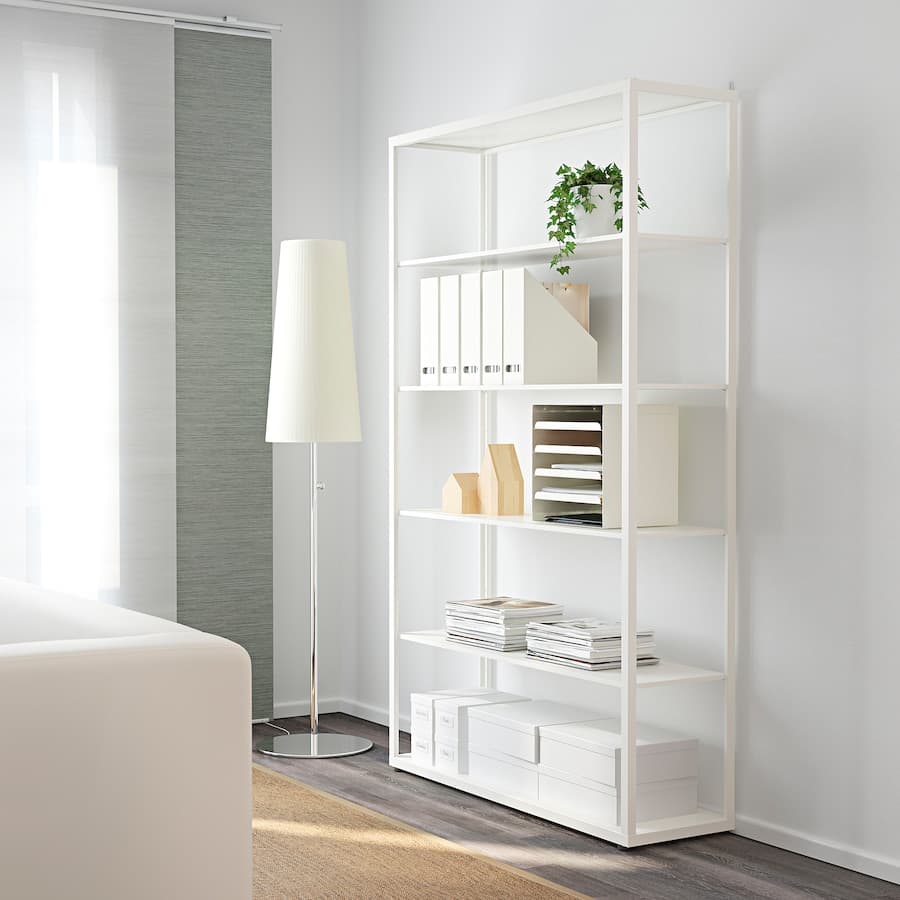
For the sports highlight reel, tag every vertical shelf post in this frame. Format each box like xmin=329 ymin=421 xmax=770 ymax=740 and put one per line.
xmin=723 ymin=96 xmax=740 ymax=826
xmin=388 ymin=141 xmax=400 ymax=760
xmin=478 ymin=391 xmax=497 ymax=689
xmin=479 ymin=150 xmax=498 ymax=690
xmin=620 ymin=80 xmax=640 ymax=841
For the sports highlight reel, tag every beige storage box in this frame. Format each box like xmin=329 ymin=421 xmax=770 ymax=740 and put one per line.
xmin=468 ymin=700 xmax=598 ymax=764
xmin=433 ymin=691 xmax=529 ymax=775
xmin=538 ymin=718 xmax=698 ymax=787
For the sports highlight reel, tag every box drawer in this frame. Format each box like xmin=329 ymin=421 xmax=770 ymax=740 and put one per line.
xmin=434 ymin=741 xmax=459 ymax=774
xmin=411 ymin=734 xmax=433 ymax=767
xmin=469 ymin=748 xmax=538 ymax=801
xmin=539 ymin=766 xmax=698 ymax=825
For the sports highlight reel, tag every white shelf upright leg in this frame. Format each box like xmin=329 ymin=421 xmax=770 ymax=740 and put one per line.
xmin=479 ymin=390 xmax=497 ymax=690
xmin=388 ymin=142 xmax=400 ymax=760
xmin=723 ymin=96 xmax=741 ymax=827
xmin=620 ymin=80 xmax=640 ymax=844
xmin=479 ymin=150 xmax=498 ymax=691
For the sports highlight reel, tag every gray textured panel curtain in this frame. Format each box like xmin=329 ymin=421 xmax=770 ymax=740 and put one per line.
xmin=174 ymin=30 xmax=273 ymax=719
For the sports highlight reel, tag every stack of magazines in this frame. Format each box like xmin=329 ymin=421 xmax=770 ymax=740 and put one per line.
xmin=526 ymin=619 xmax=659 ymax=670
xmin=445 ymin=597 xmax=565 ymax=651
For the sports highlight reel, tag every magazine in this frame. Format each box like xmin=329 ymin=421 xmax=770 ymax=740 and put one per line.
xmin=526 ymin=619 xmax=653 ymax=641
xmin=445 ymin=597 xmax=564 ymax=620
xmin=526 ymin=650 xmax=660 ymax=671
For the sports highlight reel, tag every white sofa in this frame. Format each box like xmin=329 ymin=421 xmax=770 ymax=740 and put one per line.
xmin=0 ymin=578 xmax=252 ymax=900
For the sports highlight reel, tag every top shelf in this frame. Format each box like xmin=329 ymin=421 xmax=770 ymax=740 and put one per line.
xmin=398 ymin=233 xmax=725 ymax=270
xmin=389 ymin=78 xmax=736 ymax=152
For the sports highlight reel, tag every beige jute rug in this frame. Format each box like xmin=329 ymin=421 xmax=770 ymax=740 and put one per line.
xmin=252 ymin=764 xmax=586 ymax=899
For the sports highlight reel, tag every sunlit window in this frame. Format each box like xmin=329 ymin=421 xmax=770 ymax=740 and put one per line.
xmin=0 ymin=12 xmax=175 ymax=618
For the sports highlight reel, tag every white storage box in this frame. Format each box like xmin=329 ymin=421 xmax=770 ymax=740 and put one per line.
xmin=468 ymin=701 xmax=598 ymax=764
xmin=433 ymin=691 xmax=528 ymax=774
xmin=468 ymin=746 xmax=539 ymax=801
xmin=538 ymin=765 xmax=698 ymax=825
xmin=539 ymin=718 xmax=698 ymax=787
xmin=434 ymin=740 xmax=460 ymax=774
xmin=411 ymin=732 xmax=433 ymax=767
xmin=410 ymin=688 xmax=499 ymax=766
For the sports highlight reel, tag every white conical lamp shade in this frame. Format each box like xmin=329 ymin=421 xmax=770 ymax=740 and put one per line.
xmin=266 ymin=239 xmax=361 ymax=443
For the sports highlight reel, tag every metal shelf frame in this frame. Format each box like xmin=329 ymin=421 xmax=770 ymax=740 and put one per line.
xmin=387 ymin=77 xmax=740 ymax=848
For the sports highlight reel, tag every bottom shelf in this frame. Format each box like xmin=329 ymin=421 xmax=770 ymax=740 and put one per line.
xmin=390 ymin=754 xmax=730 ymax=848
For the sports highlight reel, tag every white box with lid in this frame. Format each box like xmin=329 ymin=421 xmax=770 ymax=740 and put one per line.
xmin=538 ymin=718 xmax=698 ymax=787
xmin=410 ymin=688 xmax=500 ymax=766
xmin=468 ymin=746 xmax=540 ymax=801
xmin=433 ymin=691 xmax=528 ymax=775
xmin=410 ymin=731 xmax=434 ymax=766
xmin=537 ymin=765 xmax=698 ymax=825
xmin=468 ymin=700 xmax=599 ymax=764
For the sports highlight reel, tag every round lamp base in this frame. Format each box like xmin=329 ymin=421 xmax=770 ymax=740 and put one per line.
xmin=256 ymin=732 xmax=373 ymax=759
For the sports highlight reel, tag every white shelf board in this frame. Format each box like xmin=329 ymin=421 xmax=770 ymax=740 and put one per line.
xmin=639 ymin=383 xmax=727 ymax=392
xmin=390 ymin=754 xmax=729 ymax=847
xmin=535 ymin=421 xmax=602 ymax=432
xmin=389 ymin=79 xmax=735 ymax=152
xmin=399 ymin=383 xmax=726 ymax=394
xmin=535 ymin=445 xmax=602 ymax=456
xmin=399 ymin=508 xmax=725 ymax=539
xmin=397 ymin=233 xmax=725 ymax=270
xmin=535 ymin=468 xmax=603 ymax=480
xmin=400 ymin=630 xmax=725 ymax=689
xmin=534 ymin=490 xmax=603 ymax=504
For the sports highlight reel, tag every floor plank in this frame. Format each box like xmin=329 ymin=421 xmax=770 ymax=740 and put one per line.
xmin=252 ymin=714 xmax=899 ymax=900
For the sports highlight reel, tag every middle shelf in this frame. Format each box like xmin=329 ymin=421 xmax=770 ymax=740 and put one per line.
xmin=400 ymin=508 xmax=725 ymax=538
xmin=400 ymin=629 xmax=725 ymax=688
xmin=399 ymin=382 xmax=728 ymax=395
xmin=397 ymin=232 xmax=727 ymax=269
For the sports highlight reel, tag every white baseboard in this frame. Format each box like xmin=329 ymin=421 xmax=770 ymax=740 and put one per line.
xmin=736 ymin=814 xmax=899 ymax=885
xmin=272 ymin=697 xmax=408 ymax=732
xmin=272 ymin=696 xmax=345 ymax=719
xmin=340 ymin=700 xmax=413 ymax=733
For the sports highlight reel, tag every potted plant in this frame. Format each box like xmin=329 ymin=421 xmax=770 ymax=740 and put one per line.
xmin=546 ymin=161 xmax=648 ymax=275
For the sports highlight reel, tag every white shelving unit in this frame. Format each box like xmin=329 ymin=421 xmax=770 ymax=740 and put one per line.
xmin=388 ymin=78 xmax=739 ymax=848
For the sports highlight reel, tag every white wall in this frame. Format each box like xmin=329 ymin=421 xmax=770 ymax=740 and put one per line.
xmin=107 ymin=0 xmax=900 ymax=881
xmin=352 ymin=0 xmax=900 ymax=884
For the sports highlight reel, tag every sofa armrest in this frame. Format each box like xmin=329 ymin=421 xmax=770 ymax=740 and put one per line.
xmin=0 ymin=632 xmax=252 ymax=900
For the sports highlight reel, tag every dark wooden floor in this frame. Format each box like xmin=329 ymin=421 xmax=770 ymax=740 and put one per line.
xmin=251 ymin=714 xmax=898 ymax=900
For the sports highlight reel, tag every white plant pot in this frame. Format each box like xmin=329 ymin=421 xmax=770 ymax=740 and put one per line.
xmin=572 ymin=183 xmax=618 ymax=237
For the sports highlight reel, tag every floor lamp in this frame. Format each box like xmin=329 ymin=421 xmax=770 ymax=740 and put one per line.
xmin=257 ymin=239 xmax=372 ymax=759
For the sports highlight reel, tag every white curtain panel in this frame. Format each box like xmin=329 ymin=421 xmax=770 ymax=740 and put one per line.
xmin=0 ymin=7 xmax=176 ymax=618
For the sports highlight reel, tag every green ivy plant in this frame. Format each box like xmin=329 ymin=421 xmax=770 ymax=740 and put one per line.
xmin=547 ymin=161 xmax=648 ymax=275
